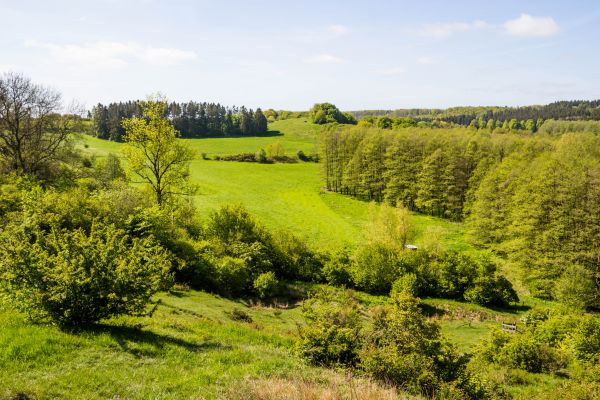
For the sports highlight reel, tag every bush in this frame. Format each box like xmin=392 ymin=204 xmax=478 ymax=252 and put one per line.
xmin=0 ymin=223 xmax=173 ymax=326
xmin=296 ymin=287 xmax=362 ymax=367
xmin=464 ymin=275 xmax=519 ymax=307
xmin=359 ymin=293 xmax=471 ymax=397
xmin=495 ymin=334 xmax=565 ymax=373
xmin=554 ymin=264 xmax=599 ymax=310
xmin=351 ymin=243 xmax=399 ymax=294
xmin=253 ymin=271 xmax=279 ymax=299
xmin=206 ymin=204 xmax=265 ymax=244
xmin=213 ymin=256 xmax=250 ymax=296
xmin=390 ymin=273 xmax=419 ymax=297
xmin=322 ymin=249 xmax=352 ymax=287
xmin=571 ymin=316 xmax=600 ymax=362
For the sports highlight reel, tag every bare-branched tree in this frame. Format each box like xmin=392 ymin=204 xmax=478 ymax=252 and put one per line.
xmin=0 ymin=72 xmax=82 ymax=177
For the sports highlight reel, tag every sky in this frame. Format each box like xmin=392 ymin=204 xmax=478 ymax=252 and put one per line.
xmin=1 ymin=0 xmax=600 ymax=111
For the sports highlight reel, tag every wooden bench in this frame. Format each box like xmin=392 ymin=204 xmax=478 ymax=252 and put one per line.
xmin=502 ymin=323 xmax=517 ymax=333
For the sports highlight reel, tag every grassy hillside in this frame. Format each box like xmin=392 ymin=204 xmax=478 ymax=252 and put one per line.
xmin=1 ymin=286 xmax=567 ymax=400
xmin=79 ymin=119 xmax=471 ymax=251
xmin=0 ymin=287 xmax=406 ymax=399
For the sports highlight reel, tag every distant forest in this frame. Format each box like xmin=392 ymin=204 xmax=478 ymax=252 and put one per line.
xmin=351 ymin=99 xmax=600 ymax=126
xmin=91 ymin=101 xmax=268 ymax=141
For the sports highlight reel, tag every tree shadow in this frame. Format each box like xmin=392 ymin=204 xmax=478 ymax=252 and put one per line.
xmin=184 ymin=130 xmax=283 ymax=139
xmin=77 ymin=323 xmax=229 ymax=358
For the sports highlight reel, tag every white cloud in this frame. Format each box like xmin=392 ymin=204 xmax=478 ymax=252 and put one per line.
xmin=304 ymin=54 xmax=344 ymax=64
xmin=24 ymin=40 xmax=197 ymax=68
xmin=0 ymin=64 xmax=18 ymax=73
xmin=379 ymin=67 xmax=406 ymax=76
xmin=504 ymin=14 xmax=559 ymax=37
xmin=138 ymin=47 xmax=197 ymax=66
xmin=328 ymin=24 xmax=349 ymax=36
xmin=417 ymin=56 xmax=434 ymax=65
xmin=420 ymin=20 xmax=487 ymax=38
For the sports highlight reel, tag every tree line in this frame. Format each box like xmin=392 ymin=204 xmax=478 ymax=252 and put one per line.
xmin=351 ymin=99 xmax=600 ymax=127
xmin=91 ymin=100 xmax=268 ymax=141
xmin=321 ymin=124 xmax=600 ymax=307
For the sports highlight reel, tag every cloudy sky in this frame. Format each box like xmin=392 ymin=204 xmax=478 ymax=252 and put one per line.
xmin=1 ymin=0 xmax=599 ymax=110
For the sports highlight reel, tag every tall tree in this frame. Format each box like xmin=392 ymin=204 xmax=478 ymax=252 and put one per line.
xmin=122 ymin=97 xmax=195 ymax=207
xmin=0 ymin=72 xmax=80 ymax=177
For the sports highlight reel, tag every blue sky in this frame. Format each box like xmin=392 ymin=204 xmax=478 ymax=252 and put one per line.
xmin=1 ymin=0 xmax=600 ymax=110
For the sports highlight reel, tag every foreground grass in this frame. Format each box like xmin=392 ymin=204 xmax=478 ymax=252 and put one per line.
xmin=1 ymin=287 xmax=575 ymax=400
xmin=1 ymin=289 xmax=412 ymax=400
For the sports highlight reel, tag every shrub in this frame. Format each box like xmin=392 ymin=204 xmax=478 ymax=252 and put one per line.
xmin=229 ymin=307 xmax=253 ymax=322
xmin=360 ymin=293 xmax=470 ymax=396
xmin=296 ymin=287 xmax=362 ymax=367
xmin=571 ymin=316 xmax=600 ymax=362
xmin=464 ymin=275 xmax=519 ymax=307
xmin=271 ymin=230 xmax=320 ymax=281
xmin=0 ymin=223 xmax=172 ymax=326
xmin=390 ymin=273 xmax=419 ymax=298
xmin=554 ymin=264 xmax=599 ymax=310
xmin=351 ymin=243 xmax=399 ymax=294
xmin=253 ymin=271 xmax=279 ymax=299
xmin=213 ymin=256 xmax=250 ymax=296
xmin=206 ymin=204 xmax=265 ymax=244
xmin=322 ymin=249 xmax=352 ymax=287
xmin=496 ymin=334 xmax=565 ymax=373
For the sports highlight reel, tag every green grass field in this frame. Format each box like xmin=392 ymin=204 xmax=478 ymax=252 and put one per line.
xmin=79 ymin=119 xmax=471 ymax=251
xmin=0 ymin=288 xmax=381 ymax=400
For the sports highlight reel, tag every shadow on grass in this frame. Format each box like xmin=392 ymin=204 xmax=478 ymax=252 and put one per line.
xmin=78 ymin=323 xmax=229 ymax=358
xmin=182 ymin=130 xmax=283 ymax=139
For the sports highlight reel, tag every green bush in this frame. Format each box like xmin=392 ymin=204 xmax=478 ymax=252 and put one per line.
xmin=213 ymin=256 xmax=250 ymax=296
xmin=390 ymin=273 xmax=419 ymax=297
xmin=253 ymin=271 xmax=279 ymax=299
xmin=296 ymin=287 xmax=362 ymax=367
xmin=571 ymin=316 xmax=600 ymax=362
xmin=359 ymin=293 xmax=472 ymax=397
xmin=496 ymin=334 xmax=565 ymax=373
xmin=0 ymin=223 xmax=172 ymax=326
xmin=206 ymin=204 xmax=266 ymax=244
xmin=554 ymin=264 xmax=599 ymax=310
xmin=351 ymin=243 xmax=399 ymax=293
xmin=464 ymin=275 xmax=519 ymax=307
xmin=322 ymin=249 xmax=352 ymax=287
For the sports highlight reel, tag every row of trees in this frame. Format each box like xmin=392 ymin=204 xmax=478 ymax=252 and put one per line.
xmin=321 ymin=125 xmax=514 ymax=220
xmin=322 ymin=124 xmax=600 ymax=306
xmin=91 ymin=101 xmax=268 ymax=141
xmin=351 ymin=99 xmax=600 ymax=126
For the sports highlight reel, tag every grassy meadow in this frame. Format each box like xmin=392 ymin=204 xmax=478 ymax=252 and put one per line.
xmin=1 ymin=118 xmax=575 ymax=400
xmin=79 ymin=118 xmax=470 ymax=251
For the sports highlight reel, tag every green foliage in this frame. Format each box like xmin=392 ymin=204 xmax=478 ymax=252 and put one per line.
xmin=554 ymin=264 xmax=599 ymax=310
xmin=464 ymin=275 xmax=519 ymax=308
xmin=213 ymin=256 xmax=250 ymax=296
xmin=0 ymin=223 xmax=172 ymax=326
xmin=309 ymin=103 xmax=355 ymax=125
xmin=206 ymin=203 xmax=264 ymax=244
xmin=360 ymin=293 xmax=472 ymax=396
xmin=321 ymin=249 xmax=352 ymax=286
xmin=253 ymin=271 xmax=279 ymax=299
xmin=351 ymin=243 xmax=399 ymax=294
xmin=390 ymin=273 xmax=419 ymax=297
xmin=297 ymin=288 xmax=362 ymax=367
xmin=571 ymin=316 xmax=600 ymax=362
xmin=122 ymin=97 xmax=195 ymax=206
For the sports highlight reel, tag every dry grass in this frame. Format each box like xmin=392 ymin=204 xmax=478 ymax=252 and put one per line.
xmin=222 ymin=375 xmax=416 ymax=400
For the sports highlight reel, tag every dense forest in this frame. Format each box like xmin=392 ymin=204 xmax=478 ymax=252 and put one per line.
xmin=91 ymin=101 xmax=268 ymax=141
xmin=351 ymin=99 xmax=600 ymax=127
xmin=321 ymin=124 xmax=600 ymax=308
